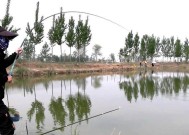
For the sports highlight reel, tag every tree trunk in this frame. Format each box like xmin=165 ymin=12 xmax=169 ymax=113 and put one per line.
xmin=70 ymin=47 xmax=71 ymax=62
xmin=60 ymin=45 xmax=63 ymax=62
xmin=51 ymin=45 xmax=54 ymax=62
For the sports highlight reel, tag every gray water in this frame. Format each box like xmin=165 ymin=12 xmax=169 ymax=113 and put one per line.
xmin=4 ymin=71 xmax=189 ymax=135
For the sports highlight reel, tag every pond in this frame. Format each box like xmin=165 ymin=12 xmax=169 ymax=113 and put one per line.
xmin=4 ymin=71 xmax=189 ymax=135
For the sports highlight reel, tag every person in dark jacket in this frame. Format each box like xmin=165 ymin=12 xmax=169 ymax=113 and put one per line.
xmin=0 ymin=26 xmax=22 ymax=135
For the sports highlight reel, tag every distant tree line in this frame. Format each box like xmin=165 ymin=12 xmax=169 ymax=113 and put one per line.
xmin=119 ymin=31 xmax=189 ymax=63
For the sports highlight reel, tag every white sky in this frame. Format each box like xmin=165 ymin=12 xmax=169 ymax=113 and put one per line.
xmin=1 ymin=0 xmax=189 ymax=60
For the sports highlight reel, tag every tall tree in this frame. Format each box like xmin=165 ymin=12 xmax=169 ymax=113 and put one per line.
xmin=65 ymin=16 xmax=76 ymax=62
xmin=125 ymin=30 xmax=134 ymax=61
xmin=165 ymin=38 xmax=172 ymax=60
xmin=1 ymin=0 xmax=20 ymax=32
xmin=1 ymin=0 xmax=20 ymax=54
xmin=92 ymin=44 xmax=102 ymax=61
xmin=155 ymin=37 xmax=161 ymax=57
xmin=140 ymin=35 xmax=148 ymax=61
xmin=22 ymin=39 xmax=34 ymax=60
xmin=81 ymin=17 xmax=92 ymax=61
xmin=161 ymin=36 xmax=167 ymax=60
xmin=125 ymin=30 xmax=134 ymax=49
xmin=48 ymin=15 xmax=56 ymax=62
xmin=110 ymin=53 xmax=115 ymax=62
xmin=39 ymin=42 xmax=50 ymax=62
xmin=75 ymin=15 xmax=84 ymax=62
xmin=170 ymin=36 xmax=175 ymax=59
xmin=133 ymin=33 xmax=140 ymax=61
xmin=52 ymin=7 xmax=67 ymax=62
xmin=183 ymin=38 xmax=189 ymax=62
xmin=147 ymin=35 xmax=156 ymax=60
xmin=26 ymin=1 xmax=44 ymax=60
xmin=175 ymin=38 xmax=182 ymax=62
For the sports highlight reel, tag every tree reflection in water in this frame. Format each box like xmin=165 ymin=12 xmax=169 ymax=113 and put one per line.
xmin=27 ymin=85 xmax=45 ymax=130
xmin=74 ymin=92 xmax=91 ymax=123
xmin=66 ymin=95 xmax=76 ymax=124
xmin=91 ymin=76 xmax=103 ymax=89
xmin=49 ymin=97 xmax=67 ymax=131
xmin=6 ymin=72 xmax=189 ymax=134
xmin=119 ymin=71 xmax=189 ymax=102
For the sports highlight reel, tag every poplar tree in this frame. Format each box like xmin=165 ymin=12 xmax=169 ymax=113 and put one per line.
xmin=161 ymin=36 xmax=167 ymax=60
xmin=48 ymin=15 xmax=56 ymax=62
xmin=26 ymin=1 xmax=44 ymax=60
xmin=155 ymin=37 xmax=161 ymax=57
xmin=39 ymin=42 xmax=50 ymax=62
xmin=75 ymin=15 xmax=84 ymax=62
xmin=133 ymin=33 xmax=140 ymax=61
xmin=92 ymin=44 xmax=102 ymax=61
xmin=164 ymin=38 xmax=172 ymax=60
xmin=175 ymin=38 xmax=182 ymax=62
xmin=1 ymin=0 xmax=20 ymax=54
xmin=140 ymin=35 xmax=148 ymax=61
xmin=1 ymin=0 xmax=20 ymax=32
xmin=183 ymin=38 xmax=189 ymax=62
xmin=110 ymin=53 xmax=115 ymax=62
xmin=65 ymin=16 xmax=76 ymax=62
xmin=82 ymin=17 xmax=92 ymax=61
xmin=147 ymin=35 xmax=156 ymax=60
xmin=22 ymin=39 xmax=34 ymax=60
xmin=170 ymin=36 xmax=175 ymax=59
xmin=125 ymin=30 xmax=134 ymax=61
xmin=52 ymin=7 xmax=67 ymax=62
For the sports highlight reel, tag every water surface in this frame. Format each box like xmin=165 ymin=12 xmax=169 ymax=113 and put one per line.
xmin=4 ymin=71 xmax=189 ymax=135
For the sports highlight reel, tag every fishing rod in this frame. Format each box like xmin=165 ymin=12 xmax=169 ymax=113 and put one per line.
xmin=9 ymin=10 xmax=129 ymax=75
xmin=40 ymin=107 xmax=121 ymax=135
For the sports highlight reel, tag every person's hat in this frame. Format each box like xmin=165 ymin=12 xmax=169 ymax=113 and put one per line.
xmin=0 ymin=26 xmax=18 ymax=40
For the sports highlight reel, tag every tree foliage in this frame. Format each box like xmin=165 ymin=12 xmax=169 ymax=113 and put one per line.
xmin=1 ymin=0 xmax=20 ymax=33
xmin=39 ymin=42 xmax=51 ymax=61
xmin=22 ymin=39 xmax=34 ymax=60
xmin=65 ymin=16 xmax=76 ymax=62
xmin=92 ymin=44 xmax=102 ymax=61
xmin=26 ymin=1 xmax=44 ymax=59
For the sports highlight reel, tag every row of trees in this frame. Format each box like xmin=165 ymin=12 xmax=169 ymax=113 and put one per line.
xmin=24 ymin=2 xmax=92 ymax=63
xmin=1 ymin=0 xmax=93 ymax=62
xmin=22 ymin=2 xmax=115 ymax=63
xmin=120 ymin=31 xmax=189 ymax=62
xmin=4 ymin=0 xmax=188 ymax=63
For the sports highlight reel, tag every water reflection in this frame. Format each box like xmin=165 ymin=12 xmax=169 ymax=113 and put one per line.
xmin=27 ymin=100 xmax=45 ymax=130
xmin=27 ymin=85 xmax=45 ymax=130
xmin=91 ymin=76 xmax=103 ymax=89
xmin=4 ymin=72 xmax=189 ymax=134
xmin=119 ymin=71 xmax=189 ymax=102
xmin=49 ymin=97 xmax=66 ymax=131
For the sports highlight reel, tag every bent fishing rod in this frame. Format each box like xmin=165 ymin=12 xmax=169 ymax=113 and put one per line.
xmin=9 ymin=10 xmax=129 ymax=75
xmin=40 ymin=107 xmax=121 ymax=135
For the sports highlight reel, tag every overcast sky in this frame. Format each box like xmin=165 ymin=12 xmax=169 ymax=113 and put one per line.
xmin=1 ymin=0 xmax=189 ymax=60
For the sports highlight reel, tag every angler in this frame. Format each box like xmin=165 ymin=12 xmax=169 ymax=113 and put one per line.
xmin=0 ymin=26 xmax=22 ymax=135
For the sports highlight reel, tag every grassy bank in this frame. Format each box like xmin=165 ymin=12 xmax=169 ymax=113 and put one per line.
xmin=8 ymin=61 xmax=189 ymax=77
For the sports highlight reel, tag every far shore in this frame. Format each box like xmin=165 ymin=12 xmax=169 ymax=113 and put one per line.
xmin=9 ymin=61 xmax=189 ymax=77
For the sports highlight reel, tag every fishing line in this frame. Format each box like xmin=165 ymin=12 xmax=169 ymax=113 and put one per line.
xmin=44 ymin=11 xmax=129 ymax=31
xmin=40 ymin=107 xmax=121 ymax=135
xmin=9 ymin=10 xmax=129 ymax=75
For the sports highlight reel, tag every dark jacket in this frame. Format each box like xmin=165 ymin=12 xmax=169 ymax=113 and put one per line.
xmin=0 ymin=51 xmax=17 ymax=101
